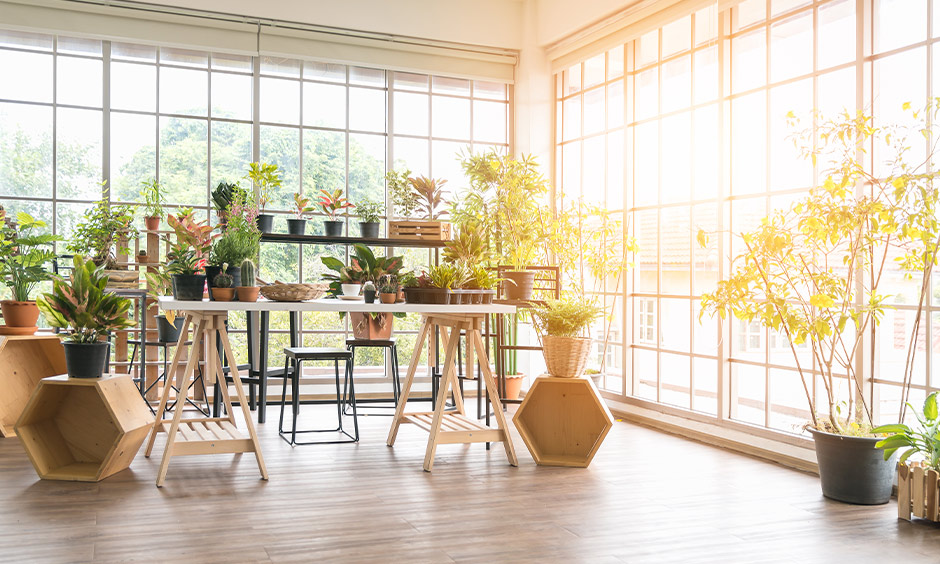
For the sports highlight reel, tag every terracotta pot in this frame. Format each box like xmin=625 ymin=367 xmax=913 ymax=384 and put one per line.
xmin=144 ymin=216 xmax=160 ymax=231
xmin=503 ymin=374 xmax=525 ymax=400
xmin=0 ymin=300 xmax=40 ymax=328
xmin=237 ymin=286 xmax=260 ymax=302
xmin=351 ymin=312 xmax=393 ymax=340
xmin=379 ymin=292 xmax=397 ymax=304
xmin=212 ymin=288 xmax=235 ymax=301
xmin=502 ymin=270 xmax=537 ymax=301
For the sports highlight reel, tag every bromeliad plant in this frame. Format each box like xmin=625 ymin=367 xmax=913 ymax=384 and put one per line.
xmin=292 ymin=193 xmax=316 ymax=219
xmin=317 ymin=188 xmax=355 ymax=220
xmin=37 ymin=256 xmax=135 ymax=343
xmin=700 ymin=105 xmax=940 ymax=435
xmin=0 ymin=212 xmax=60 ymax=301
xmin=874 ymin=392 xmax=940 ymax=470
xmin=165 ymin=211 xmax=217 ymax=275
xmin=409 ymin=176 xmax=449 ymax=220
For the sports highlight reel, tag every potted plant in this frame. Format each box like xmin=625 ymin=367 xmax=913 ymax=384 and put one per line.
xmin=37 ymin=256 xmax=135 ymax=378
xmin=246 ymin=162 xmax=281 ymax=233
xmin=165 ymin=211 xmax=217 ymax=301
xmin=68 ymin=189 xmax=139 ymax=286
xmin=321 ymin=244 xmax=404 ymax=339
xmin=289 ymin=193 xmax=315 ymax=236
xmin=386 ymin=168 xmax=418 ymax=219
xmin=140 ymin=178 xmax=165 ymax=231
xmin=874 ymin=392 xmax=940 ymax=521
xmin=362 ymin=280 xmax=376 ymax=304
xmin=388 ymin=175 xmax=452 ymax=240
xmin=532 ymin=297 xmax=603 ymax=379
xmin=207 ymin=204 xmax=259 ymax=298
xmin=456 ymin=150 xmax=551 ymax=300
xmin=700 ymin=106 xmax=940 ymax=505
xmin=317 ymin=188 xmax=354 ymax=237
xmin=378 ymin=274 xmax=398 ymax=304
xmin=145 ymin=267 xmax=182 ymax=342
xmin=212 ymin=180 xmax=247 ymax=226
xmin=0 ymin=212 xmax=60 ymax=329
xmin=356 ymin=199 xmax=383 ymax=238
xmin=211 ymin=267 xmax=235 ymax=301
xmin=236 ymin=259 xmax=259 ymax=302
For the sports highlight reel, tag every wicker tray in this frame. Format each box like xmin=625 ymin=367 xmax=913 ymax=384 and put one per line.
xmin=259 ymin=282 xmax=329 ymax=302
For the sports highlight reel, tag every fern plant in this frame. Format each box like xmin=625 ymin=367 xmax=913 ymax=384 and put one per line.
xmin=531 ymin=297 xmax=603 ymax=338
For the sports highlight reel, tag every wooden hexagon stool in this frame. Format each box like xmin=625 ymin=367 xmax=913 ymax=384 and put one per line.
xmin=513 ymin=376 xmax=614 ymax=468
xmin=15 ymin=374 xmax=154 ymax=482
xmin=0 ymin=335 xmax=67 ymax=438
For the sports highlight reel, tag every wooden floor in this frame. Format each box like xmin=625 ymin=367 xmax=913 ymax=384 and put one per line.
xmin=1 ymin=403 xmax=939 ymax=563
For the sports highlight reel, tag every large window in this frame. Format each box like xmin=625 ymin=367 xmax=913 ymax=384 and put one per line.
xmin=0 ymin=29 xmax=509 ymax=379
xmin=555 ymin=0 xmax=939 ymax=436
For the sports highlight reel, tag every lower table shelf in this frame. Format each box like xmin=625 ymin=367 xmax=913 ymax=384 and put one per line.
xmin=158 ymin=418 xmax=253 ymax=455
xmin=403 ymin=412 xmax=504 ymax=444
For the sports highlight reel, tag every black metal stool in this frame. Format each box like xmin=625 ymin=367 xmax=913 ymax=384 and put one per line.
xmin=279 ymin=347 xmax=358 ymax=446
xmin=128 ymin=338 xmax=208 ymax=416
xmin=343 ymin=338 xmax=401 ymax=416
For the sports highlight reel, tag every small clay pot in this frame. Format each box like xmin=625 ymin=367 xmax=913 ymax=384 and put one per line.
xmin=213 ymin=288 xmax=235 ymax=301
xmin=144 ymin=216 xmax=160 ymax=231
xmin=0 ymin=300 xmax=40 ymax=328
xmin=237 ymin=286 xmax=260 ymax=302
xmin=379 ymin=292 xmax=397 ymax=304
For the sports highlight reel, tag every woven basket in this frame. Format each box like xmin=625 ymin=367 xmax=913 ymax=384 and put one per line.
xmin=259 ymin=282 xmax=329 ymax=302
xmin=541 ymin=335 xmax=592 ymax=378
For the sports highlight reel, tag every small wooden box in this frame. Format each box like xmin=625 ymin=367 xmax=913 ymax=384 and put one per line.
xmin=898 ymin=462 xmax=940 ymax=522
xmin=389 ymin=220 xmax=452 ymax=241
xmin=0 ymin=335 xmax=67 ymax=438
xmin=15 ymin=374 xmax=154 ymax=482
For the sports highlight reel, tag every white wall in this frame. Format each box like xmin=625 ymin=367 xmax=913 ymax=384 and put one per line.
xmin=144 ymin=0 xmax=526 ymax=49
xmin=536 ymin=0 xmax=643 ymax=47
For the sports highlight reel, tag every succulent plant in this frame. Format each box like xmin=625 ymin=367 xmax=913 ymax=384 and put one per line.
xmin=240 ymin=259 xmax=257 ymax=287
xmin=213 ymin=271 xmax=234 ymax=288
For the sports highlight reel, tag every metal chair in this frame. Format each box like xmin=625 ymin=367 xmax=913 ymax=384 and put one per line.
xmin=343 ymin=338 xmax=401 ymax=416
xmin=279 ymin=347 xmax=358 ymax=446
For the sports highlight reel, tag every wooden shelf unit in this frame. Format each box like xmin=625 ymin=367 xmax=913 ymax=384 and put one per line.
xmin=0 ymin=335 xmax=67 ymax=438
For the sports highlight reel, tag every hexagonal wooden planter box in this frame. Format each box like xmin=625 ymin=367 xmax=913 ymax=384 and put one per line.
xmin=513 ymin=376 xmax=614 ymax=468
xmin=15 ymin=374 xmax=154 ymax=482
xmin=0 ymin=335 xmax=67 ymax=438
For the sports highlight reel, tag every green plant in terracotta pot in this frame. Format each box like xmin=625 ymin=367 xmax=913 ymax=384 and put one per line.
xmin=237 ymin=259 xmax=259 ymax=302
xmin=140 ymin=177 xmax=166 ymax=231
xmin=211 ymin=266 xmax=236 ymax=302
xmin=0 ymin=211 xmax=61 ymax=329
xmin=68 ymin=189 xmax=138 ymax=286
xmin=37 ymin=256 xmax=135 ymax=378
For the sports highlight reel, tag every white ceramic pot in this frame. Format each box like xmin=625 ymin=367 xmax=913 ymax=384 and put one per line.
xmin=341 ymin=283 xmax=362 ymax=297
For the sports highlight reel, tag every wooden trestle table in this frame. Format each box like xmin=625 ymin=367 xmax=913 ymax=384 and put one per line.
xmin=146 ymin=297 xmax=518 ymax=485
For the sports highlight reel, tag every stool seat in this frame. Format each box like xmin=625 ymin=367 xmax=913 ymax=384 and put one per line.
xmin=284 ymin=347 xmax=351 ymax=360
xmin=346 ymin=338 xmax=396 ymax=347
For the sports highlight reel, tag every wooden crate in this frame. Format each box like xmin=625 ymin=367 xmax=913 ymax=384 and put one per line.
xmin=898 ymin=462 xmax=940 ymax=522
xmin=0 ymin=335 xmax=67 ymax=438
xmin=389 ymin=220 xmax=452 ymax=241
xmin=512 ymin=376 xmax=614 ymax=468
xmin=15 ymin=374 xmax=154 ymax=482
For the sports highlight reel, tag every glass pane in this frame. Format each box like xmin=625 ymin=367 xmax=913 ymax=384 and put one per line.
xmin=769 ymin=368 xmax=810 ymax=433
xmin=303 ymin=61 xmax=345 ymax=83
xmin=769 ymin=79 xmax=813 ymax=191
xmin=661 ymin=352 xmax=691 ymax=408
xmin=473 ymin=100 xmax=507 ymax=143
xmin=160 ymin=67 xmax=208 ymax=116
xmin=731 ymin=363 xmax=766 ymax=426
xmin=393 ymin=72 xmax=429 ymax=92
xmin=582 ymin=135 xmax=605 ymax=203
xmin=112 ymin=43 xmax=155 ymax=62
xmin=260 ymin=77 xmax=300 ymax=125
xmin=563 ymin=95 xmax=581 ymax=141
xmin=817 ymin=66 xmax=856 ymax=117
xmin=695 ymin=6 xmax=718 ymax=46
xmin=211 ymin=72 xmax=252 ymax=121
xmin=874 ymin=0 xmax=927 ymax=54
xmin=58 ymin=37 xmax=101 ymax=56
xmin=731 ymin=92 xmax=766 ymax=195
xmin=729 ymin=197 xmax=766 ymax=259
xmin=211 ymin=121 xmax=251 ymax=189
xmin=660 ymin=208 xmax=691 ymax=295
xmin=608 ymin=82 xmax=624 ymax=129
xmin=431 ymin=140 xmax=465 ymax=194
xmin=259 ymin=125 xmax=300 ymax=211
xmin=770 ymin=11 xmax=813 ymax=83
xmin=566 ymin=63 xmax=582 ymax=94
xmin=562 ymin=141 xmax=580 ymax=197
xmin=608 ymin=46 xmax=624 ymax=79
xmin=57 ymin=56 xmax=102 ymax=108
xmin=633 ymin=121 xmax=658 ymax=206
xmin=732 ymin=29 xmax=766 ymax=93
xmin=110 ymin=112 xmax=156 ymax=203
xmin=607 ymin=132 xmax=624 ymax=209
xmin=874 ymin=48 xmax=926 ymax=177
xmin=0 ymin=50 xmax=52 ymax=102
xmin=693 ymin=357 xmax=718 ymax=415
xmin=112 ymin=62 xmax=156 ymax=112
xmin=661 ymin=55 xmax=691 ymax=113
xmin=431 ymin=96 xmax=470 ymax=139
xmin=661 ymin=297 xmax=691 ymax=350
xmin=211 ymin=53 xmax=251 ymax=72
xmin=693 ymin=104 xmax=719 ymax=200
xmin=583 ymin=87 xmax=605 ymax=136
xmin=392 ymin=136 xmax=429 ymax=177
xmin=736 ymin=0 xmax=767 ymax=30
xmin=474 ymin=81 xmax=507 ymax=101
xmin=56 ymin=108 xmax=102 ymax=200
xmin=818 ymin=0 xmax=856 ymax=70
xmin=584 ymin=53 xmax=605 ymax=88
xmin=159 ymin=117 xmax=207 ymax=206
xmin=661 ymin=16 xmax=691 ymax=58
xmin=635 ymin=67 xmax=658 ymax=120
xmin=304 ymin=129 xmax=347 ymax=200
xmin=694 ymin=46 xmax=718 ymax=104
xmin=0 ymin=29 xmax=52 ymax=51
xmin=161 ymin=47 xmax=208 ymax=68
xmin=432 ymin=76 xmax=470 ymax=95
xmin=349 ymin=87 xmax=386 ymax=132
xmin=772 ymin=0 xmax=811 ymax=16
xmin=637 ymin=30 xmax=659 ymax=68
xmin=661 ymin=112 xmax=691 ymax=204
xmin=349 ymin=133 xmax=385 ymax=206
xmin=634 ymin=348 xmax=658 ymax=400
xmin=635 ymin=209 xmax=658 ymax=292
xmin=393 ymin=92 xmax=429 ymax=136
xmin=303 ymin=82 xmax=346 ymax=129
xmin=0 ymin=103 xmax=52 ymax=198
xmin=349 ymin=66 xmax=385 ymax=87
xmin=260 ymin=56 xmax=300 ymax=77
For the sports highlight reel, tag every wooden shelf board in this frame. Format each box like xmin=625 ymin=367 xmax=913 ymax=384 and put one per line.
xmin=42 ymin=461 xmax=103 ymax=482
xmin=260 ymin=233 xmax=446 ymax=248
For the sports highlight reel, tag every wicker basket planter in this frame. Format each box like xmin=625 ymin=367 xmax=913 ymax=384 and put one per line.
xmin=541 ymin=335 xmax=592 ymax=379
xmin=259 ymin=282 xmax=328 ymax=302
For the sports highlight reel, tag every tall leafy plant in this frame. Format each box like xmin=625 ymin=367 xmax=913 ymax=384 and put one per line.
xmin=68 ymin=188 xmax=137 ymax=268
xmin=0 ymin=212 xmax=60 ymax=301
xmin=140 ymin=178 xmax=166 ymax=219
xmin=246 ymin=162 xmax=282 ymax=213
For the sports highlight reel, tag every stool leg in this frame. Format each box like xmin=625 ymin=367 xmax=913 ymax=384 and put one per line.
xmin=344 ymin=346 xmax=356 ymax=415
xmin=279 ymin=356 xmax=289 ymax=437
xmin=334 ymin=359 xmax=343 ymax=432
xmin=391 ymin=344 xmax=401 ymax=406
xmin=291 ymin=359 xmax=301 ymax=445
xmin=348 ymin=358 xmax=359 ymax=441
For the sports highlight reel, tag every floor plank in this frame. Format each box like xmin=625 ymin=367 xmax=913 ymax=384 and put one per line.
xmin=1 ymin=403 xmax=939 ymax=563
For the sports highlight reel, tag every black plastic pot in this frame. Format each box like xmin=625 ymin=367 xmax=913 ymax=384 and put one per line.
xmin=171 ymin=274 xmax=206 ymax=301
xmin=324 ymin=220 xmax=344 ymax=237
xmin=359 ymin=222 xmax=380 ymax=238
xmin=287 ymin=218 xmax=307 ymax=235
xmin=157 ymin=315 xmax=184 ymax=342
xmin=256 ymin=213 xmax=274 ymax=233
xmin=206 ymin=266 xmax=241 ymax=300
xmin=363 ymin=289 xmax=377 ymax=303
xmin=63 ymin=341 xmax=109 ymax=379
xmin=808 ymin=427 xmax=899 ymax=505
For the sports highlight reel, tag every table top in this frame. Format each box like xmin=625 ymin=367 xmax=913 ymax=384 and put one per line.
xmin=159 ymin=296 xmax=516 ymax=315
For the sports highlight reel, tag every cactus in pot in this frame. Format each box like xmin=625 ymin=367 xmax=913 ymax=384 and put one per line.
xmin=237 ymin=259 xmax=259 ymax=302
